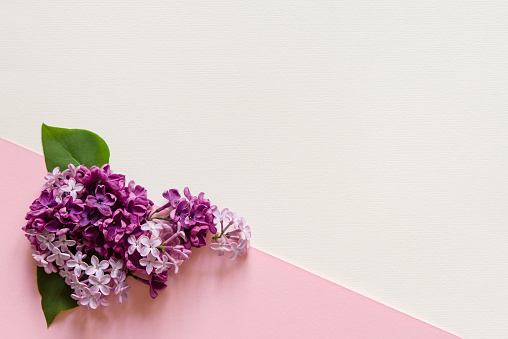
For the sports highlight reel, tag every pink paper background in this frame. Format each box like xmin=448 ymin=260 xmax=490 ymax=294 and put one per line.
xmin=0 ymin=138 xmax=459 ymax=338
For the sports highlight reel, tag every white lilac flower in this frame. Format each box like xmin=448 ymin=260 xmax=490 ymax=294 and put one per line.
xmin=109 ymin=258 xmax=123 ymax=279
xmin=141 ymin=220 xmax=164 ymax=237
xmin=155 ymin=254 xmax=173 ymax=274
xmin=148 ymin=234 xmax=189 ymax=274
xmin=71 ymin=286 xmax=87 ymax=302
xmin=36 ymin=233 xmax=55 ymax=251
xmin=32 ymin=250 xmax=49 ymax=266
xmin=114 ymin=271 xmax=127 ymax=284
xmin=127 ymin=235 xmax=144 ymax=255
xmin=236 ymin=218 xmax=251 ymax=248
xmin=53 ymin=234 xmax=76 ymax=253
xmin=139 ymin=253 xmax=162 ymax=275
xmin=60 ymin=178 xmax=84 ymax=199
xmin=170 ymin=259 xmax=184 ymax=274
xmin=77 ymin=287 xmax=107 ymax=309
xmin=54 ymin=190 xmax=63 ymax=203
xmin=46 ymin=247 xmax=71 ymax=267
xmin=59 ymin=266 xmax=74 ymax=284
xmin=227 ymin=211 xmax=241 ymax=227
xmin=41 ymin=167 xmax=61 ymax=190
xmin=230 ymin=240 xmax=246 ymax=260
xmin=66 ymin=251 xmax=88 ymax=276
xmin=210 ymin=236 xmax=232 ymax=256
xmin=114 ymin=280 xmax=130 ymax=304
xmin=33 ymin=250 xmax=58 ymax=273
xmin=85 ymin=255 xmax=109 ymax=276
xmin=69 ymin=274 xmax=86 ymax=291
xmin=139 ymin=235 xmax=162 ymax=258
xmin=61 ymin=164 xmax=77 ymax=181
xmin=212 ymin=208 xmax=230 ymax=225
xmin=44 ymin=262 xmax=57 ymax=274
xmin=89 ymin=272 xmax=111 ymax=295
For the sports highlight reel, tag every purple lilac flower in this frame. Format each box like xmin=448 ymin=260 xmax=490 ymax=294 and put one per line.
xmin=86 ymin=185 xmax=116 ymax=216
xmin=44 ymin=218 xmax=69 ymax=236
xmin=79 ymin=205 xmax=100 ymax=227
xmin=164 ymin=187 xmax=217 ymax=249
xmin=29 ymin=190 xmax=58 ymax=216
xmin=23 ymin=163 xmax=154 ymax=307
xmin=102 ymin=209 xmax=127 ymax=242
xmin=57 ymin=196 xmax=84 ymax=224
xmin=24 ymin=162 xmax=250 ymax=307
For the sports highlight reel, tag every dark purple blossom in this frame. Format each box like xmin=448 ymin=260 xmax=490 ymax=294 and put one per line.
xmin=29 ymin=190 xmax=58 ymax=216
xmin=103 ymin=209 xmax=127 ymax=243
xmin=163 ymin=187 xmax=217 ymax=249
xmin=86 ymin=185 xmax=116 ymax=216
xmin=79 ymin=205 xmax=100 ymax=226
xmin=45 ymin=218 xmax=69 ymax=236
xmin=57 ymin=196 xmax=84 ymax=224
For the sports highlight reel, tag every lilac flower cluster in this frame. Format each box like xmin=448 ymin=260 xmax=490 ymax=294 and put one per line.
xmin=23 ymin=164 xmax=154 ymax=307
xmin=210 ymin=208 xmax=251 ymax=259
xmin=23 ymin=164 xmax=250 ymax=309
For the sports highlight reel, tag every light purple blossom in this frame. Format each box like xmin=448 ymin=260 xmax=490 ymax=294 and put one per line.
xmin=61 ymin=164 xmax=77 ymax=181
xmin=85 ymin=255 xmax=109 ymax=276
xmin=60 ymin=178 xmax=84 ymax=199
xmin=32 ymin=250 xmax=50 ymax=268
xmin=141 ymin=220 xmax=164 ymax=237
xmin=66 ymin=251 xmax=88 ymax=275
xmin=114 ymin=278 xmax=130 ymax=304
xmin=127 ymin=235 xmax=142 ymax=255
xmin=139 ymin=253 xmax=162 ymax=275
xmin=228 ymin=211 xmax=241 ymax=227
xmin=46 ymin=247 xmax=71 ymax=266
xmin=89 ymin=272 xmax=111 ymax=295
xmin=59 ymin=266 xmax=74 ymax=284
xmin=53 ymin=234 xmax=76 ymax=253
xmin=210 ymin=210 xmax=251 ymax=259
xmin=155 ymin=255 xmax=173 ymax=274
xmin=109 ymin=258 xmax=123 ymax=279
xmin=69 ymin=274 xmax=86 ymax=290
xmin=76 ymin=287 xmax=108 ymax=309
xmin=212 ymin=208 xmax=230 ymax=225
xmin=36 ymin=232 xmax=55 ymax=250
xmin=231 ymin=217 xmax=251 ymax=249
xmin=139 ymin=235 xmax=161 ymax=258
xmin=210 ymin=236 xmax=232 ymax=256
xmin=230 ymin=241 xmax=246 ymax=260
xmin=42 ymin=167 xmax=61 ymax=190
xmin=44 ymin=262 xmax=57 ymax=274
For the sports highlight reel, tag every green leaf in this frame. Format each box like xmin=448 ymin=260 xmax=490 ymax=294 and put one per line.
xmin=41 ymin=123 xmax=110 ymax=172
xmin=37 ymin=267 xmax=78 ymax=327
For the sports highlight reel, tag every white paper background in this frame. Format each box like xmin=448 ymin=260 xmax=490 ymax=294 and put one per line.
xmin=1 ymin=2 xmax=507 ymax=338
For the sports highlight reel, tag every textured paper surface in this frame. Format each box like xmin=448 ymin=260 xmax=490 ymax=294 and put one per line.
xmin=3 ymin=3 xmax=508 ymax=337
xmin=0 ymin=138 xmax=458 ymax=338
